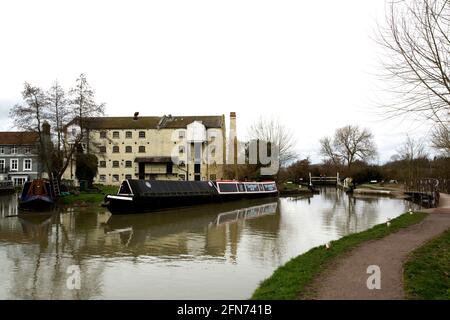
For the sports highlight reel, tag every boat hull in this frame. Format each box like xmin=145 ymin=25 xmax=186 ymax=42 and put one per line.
xmin=19 ymin=195 xmax=55 ymax=211
xmin=106 ymin=192 xmax=278 ymax=214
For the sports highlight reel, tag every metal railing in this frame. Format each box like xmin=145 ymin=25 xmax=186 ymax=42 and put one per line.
xmin=405 ymin=178 xmax=441 ymax=207
xmin=309 ymin=172 xmax=340 ymax=185
xmin=437 ymin=179 xmax=450 ymax=193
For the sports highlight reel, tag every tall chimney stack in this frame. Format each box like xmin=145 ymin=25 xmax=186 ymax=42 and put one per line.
xmin=42 ymin=121 xmax=50 ymax=136
xmin=228 ymin=112 xmax=238 ymax=178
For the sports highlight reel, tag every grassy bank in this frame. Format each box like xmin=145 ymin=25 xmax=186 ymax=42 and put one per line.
xmin=355 ymin=183 xmax=404 ymax=192
xmin=404 ymin=229 xmax=450 ymax=300
xmin=251 ymin=211 xmax=427 ymax=300
xmin=278 ymin=182 xmax=312 ymax=196
xmin=58 ymin=184 xmax=117 ymax=206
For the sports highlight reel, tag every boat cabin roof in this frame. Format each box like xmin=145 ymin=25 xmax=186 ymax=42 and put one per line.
xmin=120 ymin=179 xmax=217 ymax=197
xmin=118 ymin=179 xmax=277 ymax=197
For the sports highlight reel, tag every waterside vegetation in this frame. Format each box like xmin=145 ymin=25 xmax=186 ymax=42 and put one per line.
xmin=251 ymin=211 xmax=427 ymax=300
xmin=404 ymin=229 xmax=450 ymax=300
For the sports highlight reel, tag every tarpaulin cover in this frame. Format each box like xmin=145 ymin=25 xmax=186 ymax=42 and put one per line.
xmin=127 ymin=179 xmax=218 ymax=197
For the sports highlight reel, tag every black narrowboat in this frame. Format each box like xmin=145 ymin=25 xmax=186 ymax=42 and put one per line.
xmin=104 ymin=179 xmax=278 ymax=214
xmin=18 ymin=179 xmax=56 ymax=211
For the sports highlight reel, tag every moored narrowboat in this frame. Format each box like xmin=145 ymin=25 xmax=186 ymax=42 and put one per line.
xmin=105 ymin=179 xmax=278 ymax=214
xmin=18 ymin=179 xmax=56 ymax=211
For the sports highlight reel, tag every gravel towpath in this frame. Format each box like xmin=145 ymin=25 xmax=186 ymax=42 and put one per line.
xmin=307 ymin=193 xmax=450 ymax=300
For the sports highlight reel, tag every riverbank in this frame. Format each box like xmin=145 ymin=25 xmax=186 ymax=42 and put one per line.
xmin=404 ymin=229 xmax=450 ymax=299
xmin=308 ymin=210 xmax=450 ymax=299
xmin=252 ymin=193 xmax=450 ymax=300
xmin=402 ymin=194 xmax=450 ymax=299
xmin=251 ymin=211 xmax=427 ymax=300
xmin=58 ymin=185 xmax=117 ymax=207
xmin=353 ymin=183 xmax=406 ymax=198
xmin=278 ymin=182 xmax=313 ymax=196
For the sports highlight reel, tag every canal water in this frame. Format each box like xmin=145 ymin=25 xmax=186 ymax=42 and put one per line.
xmin=0 ymin=188 xmax=418 ymax=299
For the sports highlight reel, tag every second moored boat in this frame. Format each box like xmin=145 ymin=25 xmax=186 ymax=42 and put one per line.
xmin=104 ymin=179 xmax=278 ymax=214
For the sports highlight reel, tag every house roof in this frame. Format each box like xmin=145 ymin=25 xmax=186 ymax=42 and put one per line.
xmin=0 ymin=132 xmax=39 ymax=145
xmin=67 ymin=115 xmax=225 ymax=130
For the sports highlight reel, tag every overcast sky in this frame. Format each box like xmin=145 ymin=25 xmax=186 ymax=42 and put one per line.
xmin=0 ymin=0 xmax=434 ymax=163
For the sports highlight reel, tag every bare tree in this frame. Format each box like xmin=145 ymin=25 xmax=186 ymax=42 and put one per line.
xmin=69 ymin=73 xmax=105 ymax=134
xmin=319 ymin=136 xmax=341 ymax=166
xmin=431 ymin=122 xmax=450 ymax=156
xmin=9 ymin=83 xmax=52 ymax=176
xmin=379 ymin=0 xmax=450 ymax=122
xmin=396 ymin=135 xmax=429 ymax=186
xmin=248 ymin=117 xmax=297 ymax=167
xmin=378 ymin=0 xmax=449 ymax=152
xmin=46 ymin=81 xmax=70 ymax=156
xmin=397 ymin=135 xmax=427 ymax=161
xmin=320 ymin=125 xmax=377 ymax=168
xmin=10 ymin=75 xmax=106 ymax=184
xmin=10 ymin=83 xmax=46 ymax=133
xmin=60 ymin=74 xmax=105 ymax=180
xmin=44 ymin=80 xmax=72 ymax=182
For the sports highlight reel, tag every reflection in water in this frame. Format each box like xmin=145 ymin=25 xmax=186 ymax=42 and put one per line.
xmin=0 ymin=189 xmax=419 ymax=299
xmin=210 ymin=202 xmax=277 ymax=226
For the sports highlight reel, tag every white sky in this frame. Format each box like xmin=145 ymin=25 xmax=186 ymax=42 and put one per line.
xmin=0 ymin=0 xmax=434 ymax=163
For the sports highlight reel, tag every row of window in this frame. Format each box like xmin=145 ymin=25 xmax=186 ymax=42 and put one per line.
xmin=99 ymin=130 xmax=188 ymax=139
xmin=98 ymin=130 xmax=217 ymax=140
xmin=97 ymin=174 xmax=217 ymax=183
xmin=99 ymin=160 xmax=176 ymax=169
xmin=0 ymin=159 xmax=32 ymax=171
xmin=99 ymin=160 xmax=133 ymax=168
xmin=100 ymin=131 xmax=148 ymax=139
xmin=98 ymin=174 xmax=133 ymax=182
xmin=97 ymin=145 xmax=216 ymax=155
xmin=99 ymin=145 xmax=148 ymax=153
xmin=0 ymin=147 xmax=32 ymax=155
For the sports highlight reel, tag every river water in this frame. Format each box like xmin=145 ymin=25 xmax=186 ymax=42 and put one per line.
xmin=0 ymin=188 xmax=418 ymax=299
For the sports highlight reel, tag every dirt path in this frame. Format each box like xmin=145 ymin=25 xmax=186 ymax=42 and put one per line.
xmin=307 ymin=193 xmax=450 ymax=300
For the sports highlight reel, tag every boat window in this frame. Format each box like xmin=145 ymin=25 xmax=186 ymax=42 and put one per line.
xmin=245 ymin=184 xmax=259 ymax=192
xmin=219 ymin=183 xmax=238 ymax=192
xmin=263 ymin=183 xmax=277 ymax=191
xmin=118 ymin=181 xmax=132 ymax=194
xmin=238 ymin=183 xmax=245 ymax=192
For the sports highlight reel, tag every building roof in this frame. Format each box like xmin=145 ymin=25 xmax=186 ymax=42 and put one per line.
xmin=0 ymin=132 xmax=39 ymax=145
xmin=67 ymin=115 xmax=224 ymax=130
xmin=134 ymin=156 xmax=178 ymax=163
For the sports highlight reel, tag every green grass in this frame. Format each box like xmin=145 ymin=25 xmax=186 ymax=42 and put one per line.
xmin=279 ymin=182 xmax=311 ymax=194
xmin=251 ymin=211 xmax=427 ymax=300
xmin=58 ymin=184 xmax=117 ymax=206
xmin=280 ymin=182 xmax=301 ymax=190
xmin=404 ymin=229 xmax=450 ymax=300
xmin=355 ymin=183 xmax=403 ymax=191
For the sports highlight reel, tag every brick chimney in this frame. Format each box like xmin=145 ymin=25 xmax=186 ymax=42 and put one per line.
xmin=228 ymin=112 xmax=238 ymax=177
xmin=42 ymin=121 xmax=50 ymax=136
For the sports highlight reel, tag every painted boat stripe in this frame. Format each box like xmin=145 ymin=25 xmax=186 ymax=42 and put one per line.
xmin=107 ymin=195 xmax=134 ymax=201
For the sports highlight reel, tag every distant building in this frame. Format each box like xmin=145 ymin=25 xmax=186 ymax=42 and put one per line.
xmin=63 ymin=114 xmax=228 ymax=185
xmin=0 ymin=132 xmax=41 ymax=186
